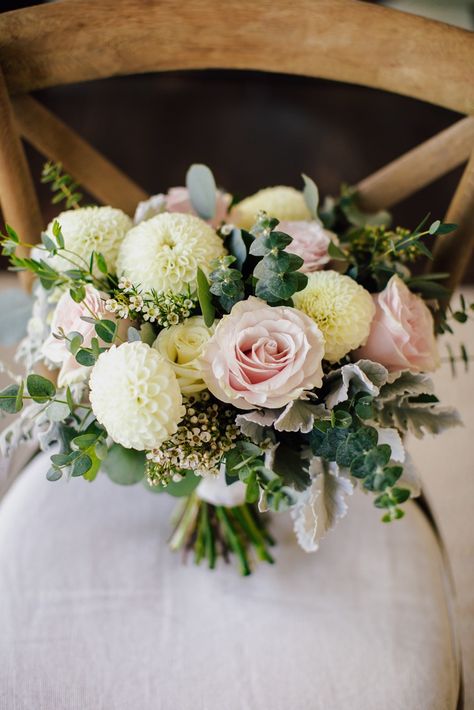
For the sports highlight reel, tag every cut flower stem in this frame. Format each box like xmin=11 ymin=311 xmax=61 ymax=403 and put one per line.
xmin=169 ymin=494 xmax=274 ymax=576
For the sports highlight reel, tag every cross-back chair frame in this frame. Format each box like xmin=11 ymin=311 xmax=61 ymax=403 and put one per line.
xmin=0 ymin=0 xmax=473 ymax=294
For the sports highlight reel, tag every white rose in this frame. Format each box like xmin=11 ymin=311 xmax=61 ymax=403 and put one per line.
xmin=153 ymin=316 xmax=215 ymax=395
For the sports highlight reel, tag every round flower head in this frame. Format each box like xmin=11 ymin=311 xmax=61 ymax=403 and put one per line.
xmin=293 ymin=271 xmax=375 ymax=363
xmin=116 ymin=212 xmax=226 ymax=294
xmin=355 ymin=274 xmax=439 ymax=372
xmin=89 ymin=341 xmax=185 ymax=450
xmin=153 ymin=316 xmax=215 ymax=395
xmin=46 ymin=206 xmax=132 ymax=274
xmin=279 ymin=220 xmax=338 ymax=273
xmin=201 ymin=296 xmax=325 ymax=409
xmin=231 ymin=187 xmax=311 ymax=230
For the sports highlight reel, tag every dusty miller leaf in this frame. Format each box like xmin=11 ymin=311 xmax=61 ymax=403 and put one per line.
xmin=375 ymin=398 xmax=462 ymax=439
xmin=292 ymin=459 xmax=353 ymax=552
xmin=379 ymin=371 xmax=435 ymax=400
xmin=326 ymin=359 xmax=388 ymax=409
xmin=273 ymin=399 xmax=328 ymax=433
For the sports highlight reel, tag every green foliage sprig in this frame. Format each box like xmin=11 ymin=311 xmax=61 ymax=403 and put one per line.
xmin=225 ymin=440 xmax=295 ymax=512
xmin=310 ymin=413 xmax=409 ymax=522
xmin=41 ymin=161 xmax=83 ymax=210
xmin=208 ymin=255 xmax=245 ymax=312
xmin=1 ymin=221 xmax=110 ymax=299
xmin=249 ymin=213 xmax=307 ymax=304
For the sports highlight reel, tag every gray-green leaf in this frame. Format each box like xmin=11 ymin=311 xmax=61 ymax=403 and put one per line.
xmin=186 ymin=163 xmax=217 ymax=220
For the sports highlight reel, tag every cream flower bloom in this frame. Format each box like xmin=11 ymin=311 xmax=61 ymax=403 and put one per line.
xmin=89 ymin=342 xmax=185 ymax=450
xmin=201 ymin=297 xmax=325 ymax=409
xmin=231 ymin=186 xmax=311 ymax=230
xmin=46 ymin=206 xmax=132 ymax=274
xmin=116 ymin=213 xmax=226 ymax=294
xmin=293 ymin=271 xmax=375 ymax=363
xmin=153 ymin=316 xmax=215 ymax=395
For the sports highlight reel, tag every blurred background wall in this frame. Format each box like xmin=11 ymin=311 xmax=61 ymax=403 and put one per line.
xmin=1 ymin=0 xmax=474 ymax=279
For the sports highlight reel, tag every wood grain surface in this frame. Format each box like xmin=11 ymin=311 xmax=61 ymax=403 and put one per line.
xmin=0 ymin=69 xmax=42 ymax=289
xmin=0 ymin=0 xmax=472 ymax=114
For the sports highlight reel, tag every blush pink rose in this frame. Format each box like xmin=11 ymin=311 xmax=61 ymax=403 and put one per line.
xmin=42 ymin=285 xmax=122 ymax=387
xmin=166 ymin=187 xmax=231 ymax=228
xmin=279 ymin=220 xmax=337 ymax=273
xmin=355 ymin=275 xmax=439 ymax=372
xmin=201 ymin=297 xmax=325 ymax=409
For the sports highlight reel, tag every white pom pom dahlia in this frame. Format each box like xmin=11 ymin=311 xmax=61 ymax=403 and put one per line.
xmin=293 ymin=271 xmax=375 ymax=363
xmin=46 ymin=206 xmax=132 ymax=273
xmin=89 ymin=342 xmax=185 ymax=450
xmin=116 ymin=213 xmax=226 ymax=294
xmin=232 ymin=186 xmax=311 ymax=230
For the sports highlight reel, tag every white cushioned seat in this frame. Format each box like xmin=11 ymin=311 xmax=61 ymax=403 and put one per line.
xmin=0 ymin=452 xmax=460 ymax=710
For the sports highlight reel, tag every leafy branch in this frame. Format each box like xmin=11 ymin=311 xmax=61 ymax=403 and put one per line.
xmin=41 ymin=161 xmax=83 ymax=210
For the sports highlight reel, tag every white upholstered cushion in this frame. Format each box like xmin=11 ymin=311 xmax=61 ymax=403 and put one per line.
xmin=0 ymin=451 xmax=460 ymax=710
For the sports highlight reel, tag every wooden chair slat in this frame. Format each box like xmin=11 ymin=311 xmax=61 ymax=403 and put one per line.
xmin=357 ymin=117 xmax=474 ymax=212
xmin=430 ymin=150 xmax=474 ymax=293
xmin=0 ymin=0 xmax=472 ymax=114
xmin=13 ymin=95 xmax=148 ymax=216
xmin=0 ymin=70 xmax=42 ymax=290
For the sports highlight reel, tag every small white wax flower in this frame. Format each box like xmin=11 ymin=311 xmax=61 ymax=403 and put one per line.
xmin=89 ymin=342 xmax=185 ymax=450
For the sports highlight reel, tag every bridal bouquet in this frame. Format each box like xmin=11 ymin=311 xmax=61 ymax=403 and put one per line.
xmin=0 ymin=163 xmax=467 ymax=574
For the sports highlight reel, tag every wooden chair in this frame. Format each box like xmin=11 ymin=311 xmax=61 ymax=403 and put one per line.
xmin=0 ymin=0 xmax=473 ymax=292
xmin=0 ymin=2 xmax=472 ymax=709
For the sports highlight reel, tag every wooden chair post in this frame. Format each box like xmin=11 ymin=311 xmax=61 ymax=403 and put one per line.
xmin=0 ymin=67 xmax=42 ymax=289
xmin=0 ymin=69 xmax=43 ymax=288
xmin=431 ymin=150 xmax=474 ymax=294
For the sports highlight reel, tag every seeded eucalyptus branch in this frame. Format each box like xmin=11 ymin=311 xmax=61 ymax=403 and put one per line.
xmin=41 ymin=161 xmax=83 ymax=210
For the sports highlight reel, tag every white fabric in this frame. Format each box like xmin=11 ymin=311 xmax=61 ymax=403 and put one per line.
xmin=0 ymin=452 xmax=459 ymax=710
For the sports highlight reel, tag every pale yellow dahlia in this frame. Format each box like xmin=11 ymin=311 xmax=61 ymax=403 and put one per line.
xmin=231 ymin=186 xmax=311 ymax=230
xmin=89 ymin=342 xmax=185 ymax=450
xmin=46 ymin=206 xmax=132 ymax=274
xmin=116 ymin=213 xmax=226 ymax=294
xmin=292 ymin=271 xmax=375 ymax=363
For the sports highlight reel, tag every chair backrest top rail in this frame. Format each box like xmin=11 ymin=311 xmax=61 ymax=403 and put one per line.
xmin=0 ymin=0 xmax=473 ymax=115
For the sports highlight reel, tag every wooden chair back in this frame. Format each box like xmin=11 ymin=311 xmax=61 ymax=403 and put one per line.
xmin=0 ymin=0 xmax=473 ymax=292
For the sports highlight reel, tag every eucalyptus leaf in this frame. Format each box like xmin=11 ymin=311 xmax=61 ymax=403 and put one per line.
xmin=0 ymin=384 xmax=23 ymax=413
xmin=95 ymin=319 xmax=117 ymax=343
xmin=102 ymin=444 xmax=146 ymax=485
xmin=227 ymin=228 xmax=247 ymax=270
xmin=45 ymin=400 xmax=71 ymax=422
xmin=186 ymin=163 xmax=217 ymax=220
xmin=46 ymin=468 xmax=63 ymax=482
xmin=127 ymin=326 xmax=141 ymax=343
xmin=302 ymin=174 xmax=320 ymax=220
xmin=75 ymin=349 xmax=97 ymax=367
xmin=71 ymin=454 xmax=93 ymax=477
xmin=27 ymin=374 xmax=56 ymax=402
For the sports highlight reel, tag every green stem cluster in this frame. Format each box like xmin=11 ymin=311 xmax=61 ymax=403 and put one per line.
xmin=169 ymin=494 xmax=274 ymax=576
